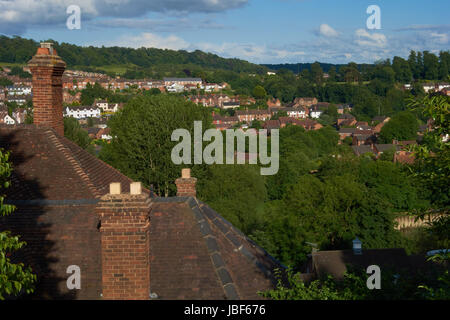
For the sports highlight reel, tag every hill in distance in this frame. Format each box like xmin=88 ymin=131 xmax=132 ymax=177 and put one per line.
xmin=0 ymin=35 xmax=268 ymax=78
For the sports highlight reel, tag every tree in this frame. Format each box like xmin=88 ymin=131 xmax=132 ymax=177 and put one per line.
xmin=328 ymin=67 xmax=337 ymax=82
xmin=409 ymin=95 xmax=450 ymax=210
xmin=408 ymin=50 xmax=419 ymax=80
xmin=379 ymin=112 xmax=419 ymax=143
xmin=63 ymin=117 xmax=93 ymax=151
xmin=7 ymin=66 xmax=31 ymax=79
xmin=99 ymin=95 xmax=211 ymax=197
xmin=310 ymin=62 xmax=324 ymax=85
xmin=197 ymin=164 xmax=267 ymax=235
xmin=0 ymin=149 xmax=37 ymax=299
xmin=439 ymin=51 xmax=450 ymax=80
xmin=423 ymin=51 xmax=439 ymax=80
xmin=0 ymin=77 xmax=13 ymax=86
xmin=262 ymin=262 xmax=450 ymax=300
xmin=252 ymin=85 xmax=267 ymax=99
xmin=392 ymin=56 xmax=412 ymax=83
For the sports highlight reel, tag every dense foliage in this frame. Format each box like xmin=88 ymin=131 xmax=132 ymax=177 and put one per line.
xmin=99 ymin=95 xmax=211 ymax=196
xmin=379 ymin=111 xmax=419 ymax=143
xmin=0 ymin=149 xmax=36 ymax=299
xmin=262 ymin=259 xmax=449 ymax=300
xmin=63 ymin=117 xmax=94 ymax=153
xmin=0 ymin=36 xmax=267 ymax=77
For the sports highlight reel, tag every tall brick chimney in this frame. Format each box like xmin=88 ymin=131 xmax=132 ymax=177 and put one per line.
xmin=175 ymin=168 xmax=197 ymax=197
xmin=96 ymin=182 xmax=151 ymax=300
xmin=28 ymin=42 xmax=66 ymax=136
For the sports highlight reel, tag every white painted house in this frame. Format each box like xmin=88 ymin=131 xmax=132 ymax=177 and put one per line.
xmin=65 ymin=106 xmax=101 ymax=119
xmin=285 ymin=108 xmax=307 ymax=119
xmin=166 ymin=83 xmax=185 ymax=93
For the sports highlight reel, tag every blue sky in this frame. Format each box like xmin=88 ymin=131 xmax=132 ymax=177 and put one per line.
xmin=0 ymin=0 xmax=449 ymax=64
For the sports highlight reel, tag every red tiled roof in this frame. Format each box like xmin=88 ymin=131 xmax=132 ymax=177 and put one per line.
xmin=0 ymin=124 xmax=282 ymax=300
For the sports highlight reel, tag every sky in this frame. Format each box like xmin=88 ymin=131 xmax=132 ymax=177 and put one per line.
xmin=0 ymin=0 xmax=449 ymax=64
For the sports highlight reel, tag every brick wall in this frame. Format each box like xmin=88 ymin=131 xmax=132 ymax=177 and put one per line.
xmin=28 ymin=44 xmax=66 ymax=136
xmin=175 ymin=169 xmax=197 ymax=197
xmin=96 ymin=183 xmax=151 ymax=300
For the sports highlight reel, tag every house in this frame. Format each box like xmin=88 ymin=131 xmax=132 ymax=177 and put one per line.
xmin=6 ymin=85 xmax=32 ymax=96
xmin=267 ymin=98 xmax=281 ymax=108
xmin=422 ymin=83 xmax=436 ymax=93
xmin=184 ymin=83 xmax=199 ymax=92
xmin=222 ymin=101 xmax=240 ymax=109
xmin=285 ymin=107 xmax=307 ymax=119
xmin=0 ymin=43 xmax=283 ymax=300
xmin=63 ymin=90 xmax=81 ymax=104
xmin=351 ymin=145 xmax=375 ymax=156
xmin=0 ymin=111 xmax=16 ymax=124
xmin=352 ymin=134 xmax=375 ymax=146
xmin=65 ymin=106 xmax=102 ymax=119
xmin=436 ymin=82 xmax=450 ymax=91
xmin=166 ymin=83 xmax=185 ymax=93
xmin=6 ymin=94 xmax=32 ymax=106
xmin=336 ymin=104 xmax=353 ymax=114
xmin=373 ymin=144 xmax=399 ymax=157
xmin=98 ymin=127 xmax=112 ymax=140
xmin=263 ymin=120 xmax=281 ymax=132
xmin=12 ymin=108 xmax=27 ymax=124
xmin=394 ymin=151 xmax=416 ymax=164
xmin=309 ymin=103 xmax=330 ymax=119
xmin=235 ymin=109 xmax=271 ymax=123
xmin=339 ymin=128 xmax=358 ymax=140
xmin=276 ymin=117 xmax=322 ymax=131
xmin=94 ymin=99 xmax=109 ymax=111
xmin=0 ymin=86 xmax=5 ymax=101
xmin=337 ymin=114 xmax=357 ymax=127
xmin=289 ymin=97 xmax=318 ymax=108
xmin=94 ymin=100 xmax=120 ymax=113
xmin=393 ymin=140 xmax=417 ymax=149
xmin=163 ymin=77 xmax=202 ymax=87
xmin=372 ymin=116 xmax=391 ymax=133
xmin=307 ymin=246 xmax=430 ymax=281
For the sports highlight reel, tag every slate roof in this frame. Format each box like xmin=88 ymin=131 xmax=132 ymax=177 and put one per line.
xmin=374 ymin=144 xmax=399 ymax=154
xmin=351 ymin=145 xmax=375 ymax=156
xmin=150 ymin=197 xmax=282 ymax=300
xmin=0 ymin=123 xmax=282 ymax=300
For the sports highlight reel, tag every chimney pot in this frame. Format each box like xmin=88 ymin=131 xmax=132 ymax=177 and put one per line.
xmin=181 ymin=168 xmax=191 ymax=179
xmin=109 ymin=182 xmax=121 ymax=195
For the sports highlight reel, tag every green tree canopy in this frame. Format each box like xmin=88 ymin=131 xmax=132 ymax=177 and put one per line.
xmin=0 ymin=149 xmax=36 ymax=299
xmin=379 ymin=111 xmax=419 ymax=143
xmin=99 ymin=94 xmax=212 ymax=196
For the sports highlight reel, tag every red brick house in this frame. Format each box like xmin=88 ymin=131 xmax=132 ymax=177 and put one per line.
xmin=0 ymin=43 xmax=282 ymax=300
xmin=235 ymin=109 xmax=271 ymax=123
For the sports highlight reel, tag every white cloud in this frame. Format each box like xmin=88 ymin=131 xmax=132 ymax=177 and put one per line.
xmin=99 ymin=32 xmax=189 ymax=50
xmin=430 ymin=32 xmax=448 ymax=44
xmin=355 ymin=29 xmax=387 ymax=47
xmin=0 ymin=0 xmax=247 ymax=34
xmin=318 ymin=24 xmax=339 ymax=37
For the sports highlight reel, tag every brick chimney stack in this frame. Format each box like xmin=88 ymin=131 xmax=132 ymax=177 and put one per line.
xmin=96 ymin=182 xmax=151 ymax=300
xmin=175 ymin=168 xmax=197 ymax=197
xmin=28 ymin=42 xmax=66 ymax=136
